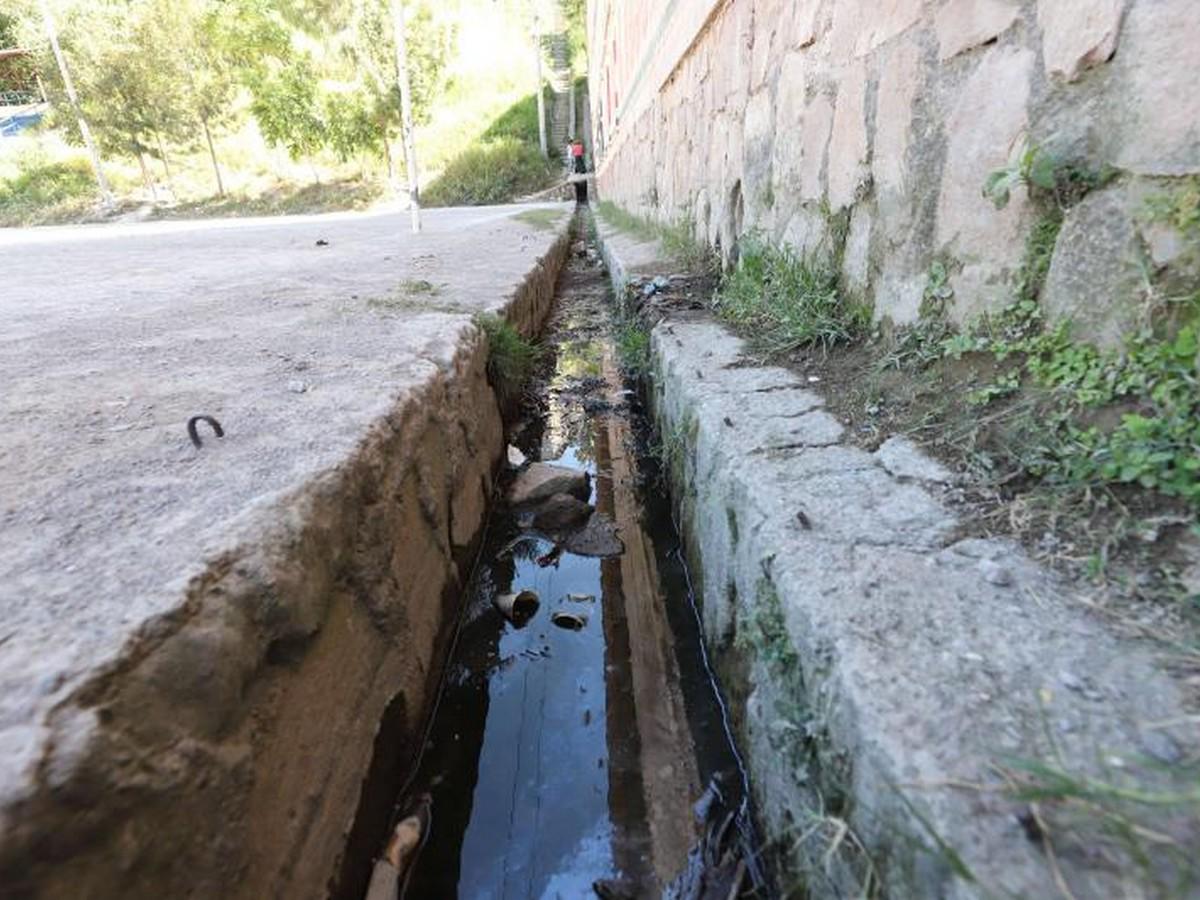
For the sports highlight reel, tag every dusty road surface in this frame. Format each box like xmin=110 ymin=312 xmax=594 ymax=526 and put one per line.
xmin=0 ymin=203 xmax=572 ymax=894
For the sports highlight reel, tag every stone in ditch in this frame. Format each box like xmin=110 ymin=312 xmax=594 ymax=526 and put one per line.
xmin=531 ymin=493 xmax=593 ymax=532
xmin=507 ymin=445 xmax=528 ymax=468
xmin=564 ymin=515 xmax=625 ymax=558
xmin=509 ymin=462 xmax=590 ymax=505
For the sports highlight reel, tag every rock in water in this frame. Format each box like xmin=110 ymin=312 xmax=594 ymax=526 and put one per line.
xmin=509 ymin=462 xmax=591 ymax=505
xmin=531 ymin=494 xmax=593 ymax=532
xmin=564 ymin=514 xmax=625 ymax=558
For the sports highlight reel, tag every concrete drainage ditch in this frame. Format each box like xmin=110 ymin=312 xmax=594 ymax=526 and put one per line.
xmin=349 ymin=220 xmax=769 ymax=899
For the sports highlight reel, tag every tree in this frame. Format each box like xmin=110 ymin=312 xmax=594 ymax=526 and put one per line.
xmin=0 ymin=11 xmax=20 ymax=48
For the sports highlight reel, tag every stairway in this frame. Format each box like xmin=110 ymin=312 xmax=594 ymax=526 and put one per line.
xmin=542 ymin=9 xmax=573 ymax=165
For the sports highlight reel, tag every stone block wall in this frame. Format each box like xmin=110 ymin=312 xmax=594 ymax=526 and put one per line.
xmin=588 ymin=0 xmax=1200 ymax=337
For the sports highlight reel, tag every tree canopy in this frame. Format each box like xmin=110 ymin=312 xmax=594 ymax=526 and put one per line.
xmin=10 ymin=0 xmax=453 ymax=186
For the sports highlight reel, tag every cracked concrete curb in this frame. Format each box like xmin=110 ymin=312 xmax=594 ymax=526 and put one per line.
xmin=596 ymin=219 xmax=1196 ymax=898
xmin=0 ymin=219 xmax=571 ymax=900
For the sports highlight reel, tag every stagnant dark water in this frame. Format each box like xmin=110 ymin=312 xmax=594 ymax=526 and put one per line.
xmin=384 ymin=230 xmax=765 ymax=899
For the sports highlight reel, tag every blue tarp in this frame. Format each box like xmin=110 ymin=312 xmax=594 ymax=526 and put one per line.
xmin=0 ymin=109 xmax=44 ymax=137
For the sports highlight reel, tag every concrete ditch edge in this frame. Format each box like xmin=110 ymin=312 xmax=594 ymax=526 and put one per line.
xmin=0 ymin=225 xmax=572 ymax=900
xmin=596 ymin=219 xmax=1196 ymax=898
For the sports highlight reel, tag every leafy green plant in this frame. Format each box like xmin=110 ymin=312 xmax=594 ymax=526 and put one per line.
xmin=473 ymin=313 xmax=541 ymax=403
xmin=983 ymin=142 xmax=1058 ymax=210
xmin=984 ymin=142 xmax=1114 ymax=211
xmin=714 ymin=234 xmax=870 ymax=356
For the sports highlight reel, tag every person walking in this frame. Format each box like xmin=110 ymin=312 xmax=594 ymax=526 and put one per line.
xmin=571 ymin=137 xmax=588 ymax=203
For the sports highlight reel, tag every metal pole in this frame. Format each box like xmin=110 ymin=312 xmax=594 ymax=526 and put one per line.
xmin=38 ymin=0 xmax=112 ymax=203
xmin=533 ymin=9 xmax=547 ymax=158
xmin=390 ymin=0 xmax=421 ymax=233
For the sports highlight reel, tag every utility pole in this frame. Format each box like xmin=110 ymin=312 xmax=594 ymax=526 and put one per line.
xmin=533 ymin=8 xmax=547 ymax=158
xmin=390 ymin=0 xmax=421 ymax=233
xmin=38 ymin=0 xmax=112 ymax=204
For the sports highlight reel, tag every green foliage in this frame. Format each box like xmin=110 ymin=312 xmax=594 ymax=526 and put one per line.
xmin=422 ymin=137 xmax=554 ymax=206
xmin=481 ymin=91 xmax=542 ymax=143
xmin=251 ymin=58 xmax=326 ymax=161
xmin=943 ymin=296 xmax=1200 ymax=504
xmin=983 ymin=142 xmax=1058 ymax=210
xmin=1144 ymin=177 xmax=1200 ymax=239
xmin=474 ymin=313 xmax=540 ymax=403
xmin=614 ymin=318 xmax=651 ymax=377
xmin=0 ymin=11 xmax=21 ymax=47
xmin=983 ymin=141 xmax=1115 ymax=211
xmin=0 ymin=159 xmax=97 ymax=224
xmin=714 ymin=234 xmax=870 ymax=356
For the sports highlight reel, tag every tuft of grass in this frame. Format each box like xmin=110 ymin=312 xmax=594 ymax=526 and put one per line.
xmin=614 ymin=317 xmax=652 ymax=377
xmin=423 ymin=138 xmax=556 ymax=207
xmin=511 ymin=207 xmax=565 ymax=231
xmin=474 ymin=312 xmax=540 ymax=403
xmin=714 ymin=234 xmax=870 ymax=356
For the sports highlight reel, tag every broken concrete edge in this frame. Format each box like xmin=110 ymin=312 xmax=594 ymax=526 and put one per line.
xmin=594 ymin=216 xmax=1196 ymax=898
xmin=0 ymin=222 xmax=573 ymax=899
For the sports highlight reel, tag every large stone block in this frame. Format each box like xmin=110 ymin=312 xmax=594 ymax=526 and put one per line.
xmin=801 ymin=93 xmax=835 ymax=202
xmin=842 ymin=205 xmax=873 ymax=298
xmin=770 ymin=50 xmax=808 ymax=199
xmin=830 ymin=0 xmax=924 ymax=60
xmin=1110 ymin=0 xmax=1200 ymax=176
xmin=750 ymin=0 xmax=787 ymax=92
xmin=873 ymin=38 xmax=923 ymax=226
xmin=827 ymin=60 xmax=870 ymax=210
xmin=743 ymin=87 xmax=777 ymax=220
xmin=936 ymin=0 xmax=1019 ymax=60
xmin=936 ymin=46 xmax=1036 ymax=320
xmin=1037 ymin=0 xmax=1122 ymax=81
xmin=1042 ymin=183 xmax=1147 ymax=349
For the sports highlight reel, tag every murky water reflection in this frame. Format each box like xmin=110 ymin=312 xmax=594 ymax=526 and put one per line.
xmin=402 ymin=251 xmax=755 ymax=899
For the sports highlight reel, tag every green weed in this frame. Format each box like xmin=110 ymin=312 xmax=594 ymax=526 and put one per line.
xmin=0 ymin=158 xmax=98 ymax=225
xmin=614 ymin=318 xmax=652 ymax=378
xmin=423 ymin=138 xmax=556 ymax=207
xmin=1144 ymin=177 xmax=1200 ymax=239
xmin=714 ymin=234 xmax=870 ymax=356
xmin=474 ymin=313 xmax=541 ymax=403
